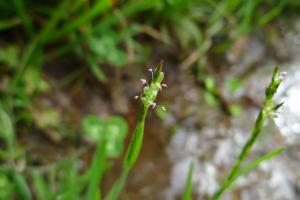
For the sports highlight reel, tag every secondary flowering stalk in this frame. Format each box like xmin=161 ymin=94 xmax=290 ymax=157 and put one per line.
xmin=211 ymin=66 xmax=286 ymax=200
xmin=105 ymin=62 xmax=166 ymax=200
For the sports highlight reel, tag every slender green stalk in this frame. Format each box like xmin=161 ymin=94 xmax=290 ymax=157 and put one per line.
xmin=104 ymin=168 xmax=129 ymax=200
xmin=123 ymin=105 xmax=148 ymax=170
xmin=105 ymin=62 xmax=166 ymax=200
xmin=211 ymin=67 xmax=286 ymax=200
xmin=104 ymin=106 xmax=147 ymax=200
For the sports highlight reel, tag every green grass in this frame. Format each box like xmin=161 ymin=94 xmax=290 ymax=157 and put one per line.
xmin=182 ymin=161 xmax=195 ymax=200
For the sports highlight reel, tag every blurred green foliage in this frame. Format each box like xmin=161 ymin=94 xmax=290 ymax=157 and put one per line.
xmin=0 ymin=0 xmax=299 ymax=199
xmin=82 ymin=115 xmax=128 ymax=158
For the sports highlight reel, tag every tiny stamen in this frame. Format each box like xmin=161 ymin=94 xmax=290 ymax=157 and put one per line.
xmin=149 ymin=68 xmax=154 ymax=79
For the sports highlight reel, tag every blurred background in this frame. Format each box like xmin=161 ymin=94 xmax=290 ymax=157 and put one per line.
xmin=1 ymin=0 xmax=300 ymax=199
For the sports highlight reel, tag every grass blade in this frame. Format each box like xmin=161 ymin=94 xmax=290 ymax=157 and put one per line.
xmin=0 ymin=18 xmax=20 ymax=31
xmin=237 ymin=147 xmax=284 ymax=178
xmin=12 ymin=0 xmax=34 ymax=36
xmin=14 ymin=0 xmax=72 ymax=85
xmin=48 ymin=0 xmax=112 ymax=42
xmin=213 ymin=147 xmax=284 ymax=197
xmin=86 ymin=137 xmax=107 ymax=200
xmin=259 ymin=0 xmax=287 ymax=26
xmin=182 ymin=162 xmax=195 ymax=200
xmin=13 ymin=172 xmax=32 ymax=200
xmin=32 ymin=171 xmax=53 ymax=200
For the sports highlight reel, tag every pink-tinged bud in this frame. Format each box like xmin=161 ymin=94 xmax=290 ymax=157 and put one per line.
xmin=134 ymin=95 xmax=139 ymax=99
xmin=150 ymin=102 xmax=156 ymax=109
xmin=162 ymin=84 xmax=167 ymax=87
xmin=140 ymin=79 xmax=147 ymax=85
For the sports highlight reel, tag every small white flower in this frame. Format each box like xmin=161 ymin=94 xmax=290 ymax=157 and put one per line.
xmin=140 ymin=79 xmax=148 ymax=85
xmin=150 ymin=102 xmax=156 ymax=109
xmin=278 ymin=72 xmax=287 ymax=81
xmin=152 ymin=90 xmax=158 ymax=96
xmin=162 ymin=83 xmax=168 ymax=88
xmin=134 ymin=95 xmax=139 ymax=99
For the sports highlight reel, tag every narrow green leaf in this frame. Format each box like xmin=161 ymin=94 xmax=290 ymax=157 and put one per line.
xmin=86 ymin=137 xmax=107 ymax=200
xmin=48 ymin=0 xmax=112 ymax=42
xmin=273 ymin=102 xmax=284 ymax=111
xmin=0 ymin=18 xmax=20 ymax=31
xmin=14 ymin=0 xmax=72 ymax=85
xmin=32 ymin=172 xmax=53 ymax=200
xmin=212 ymin=147 xmax=284 ymax=200
xmin=259 ymin=0 xmax=287 ymax=26
xmin=236 ymin=147 xmax=284 ymax=178
xmin=182 ymin=162 xmax=194 ymax=200
xmin=12 ymin=0 xmax=34 ymax=36
xmin=13 ymin=172 xmax=32 ymax=200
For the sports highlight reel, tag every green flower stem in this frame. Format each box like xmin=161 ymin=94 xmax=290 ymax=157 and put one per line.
xmin=105 ymin=62 xmax=165 ymax=200
xmin=124 ymin=105 xmax=148 ymax=170
xmin=211 ymin=67 xmax=285 ymax=200
xmin=104 ymin=169 xmax=129 ymax=200
xmin=104 ymin=105 xmax=148 ymax=200
xmin=211 ymin=111 xmax=265 ymax=200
